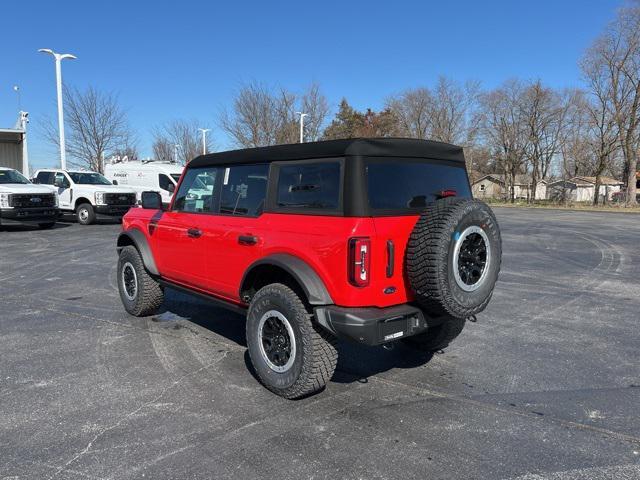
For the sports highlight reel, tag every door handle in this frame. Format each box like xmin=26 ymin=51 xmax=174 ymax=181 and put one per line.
xmin=238 ymin=235 xmax=258 ymax=245
xmin=187 ymin=228 xmax=202 ymax=238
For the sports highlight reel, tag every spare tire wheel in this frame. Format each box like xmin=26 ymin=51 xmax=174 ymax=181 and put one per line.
xmin=406 ymin=197 xmax=501 ymax=319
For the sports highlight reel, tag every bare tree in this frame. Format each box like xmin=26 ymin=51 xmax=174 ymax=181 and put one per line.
xmin=520 ymin=81 xmax=569 ymax=201
xmin=43 ymin=86 xmax=132 ymax=173
xmin=386 ymin=77 xmax=480 ymax=145
xmin=220 ymin=82 xmax=330 ymax=147
xmin=153 ymin=119 xmax=211 ymax=164
xmin=478 ymin=80 xmax=529 ymax=202
xmin=584 ymin=4 xmax=640 ymax=205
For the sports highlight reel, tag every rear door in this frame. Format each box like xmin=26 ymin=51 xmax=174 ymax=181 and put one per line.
xmin=153 ymin=166 xmax=218 ymax=287
xmin=199 ymin=163 xmax=270 ymax=300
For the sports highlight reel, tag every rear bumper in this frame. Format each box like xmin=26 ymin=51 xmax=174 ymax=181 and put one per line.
xmin=95 ymin=204 xmax=134 ymax=217
xmin=0 ymin=207 xmax=59 ymax=226
xmin=314 ymin=303 xmax=442 ymax=346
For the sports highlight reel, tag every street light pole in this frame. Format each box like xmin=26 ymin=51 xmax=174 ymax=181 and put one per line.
xmin=38 ymin=49 xmax=77 ymax=170
xmin=174 ymin=144 xmax=181 ymax=164
xmin=295 ymin=112 xmax=308 ymax=143
xmin=198 ymin=128 xmax=211 ymax=155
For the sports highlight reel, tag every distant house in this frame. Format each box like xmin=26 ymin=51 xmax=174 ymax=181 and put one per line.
xmin=471 ymin=174 xmax=547 ymax=200
xmin=546 ymin=176 xmax=624 ymax=203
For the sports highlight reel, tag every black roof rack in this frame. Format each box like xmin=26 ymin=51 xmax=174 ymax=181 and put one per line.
xmin=188 ymin=137 xmax=465 ymax=168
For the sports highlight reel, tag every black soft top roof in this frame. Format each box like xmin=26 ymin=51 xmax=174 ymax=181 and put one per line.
xmin=189 ymin=137 xmax=465 ymax=168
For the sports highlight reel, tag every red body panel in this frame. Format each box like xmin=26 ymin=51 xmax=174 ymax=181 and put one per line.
xmin=123 ymin=208 xmax=421 ymax=309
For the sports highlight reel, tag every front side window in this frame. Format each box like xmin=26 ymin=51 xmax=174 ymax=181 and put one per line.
xmin=366 ymin=159 xmax=471 ymax=212
xmin=172 ymin=167 xmax=217 ymax=213
xmin=0 ymin=169 xmax=30 ymax=184
xmin=54 ymin=173 xmax=70 ymax=188
xmin=219 ymin=164 xmax=269 ymax=216
xmin=159 ymin=174 xmax=175 ymax=192
xmin=68 ymin=172 xmax=112 ymax=185
xmin=276 ymin=162 xmax=341 ymax=210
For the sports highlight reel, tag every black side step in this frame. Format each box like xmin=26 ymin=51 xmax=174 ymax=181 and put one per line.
xmin=157 ymin=279 xmax=248 ymax=315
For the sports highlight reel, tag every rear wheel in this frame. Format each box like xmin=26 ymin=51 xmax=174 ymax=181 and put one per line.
xmin=117 ymin=246 xmax=164 ymax=316
xmin=246 ymin=283 xmax=338 ymax=399
xmin=76 ymin=203 xmax=96 ymax=225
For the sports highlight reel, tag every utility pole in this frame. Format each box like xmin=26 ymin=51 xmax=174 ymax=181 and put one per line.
xmin=198 ymin=128 xmax=211 ymax=155
xmin=38 ymin=49 xmax=77 ymax=170
xmin=13 ymin=86 xmax=21 ymax=111
xmin=295 ymin=112 xmax=307 ymax=143
xmin=174 ymin=144 xmax=180 ymax=164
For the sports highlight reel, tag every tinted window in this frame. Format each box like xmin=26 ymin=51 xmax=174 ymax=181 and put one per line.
xmin=54 ymin=172 xmax=70 ymax=188
xmin=0 ymin=169 xmax=30 ymax=184
xmin=36 ymin=171 xmax=55 ymax=185
xmin=277 ymin=162 xmax=340 ymax=210
xmin=68 ymin=172 xmax=112 ymax=185
xmin=159 ymin=174 xmax=174 ymax=191
xmin=219 ymin=164 xmax=269 ymax=216
xmin=173 ymin=167 xmax=217 ymax=213
xmin=366 ymin=159 xmax=471 ymax=211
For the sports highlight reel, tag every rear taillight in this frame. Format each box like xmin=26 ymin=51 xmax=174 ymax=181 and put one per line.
xmin=348 ymin=237 xmax=371 ymax=287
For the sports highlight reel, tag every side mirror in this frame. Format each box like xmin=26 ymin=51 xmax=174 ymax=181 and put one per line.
xmin=167 ymin=183 xmax=175 ymax=193
xmin=112 ymin=180 xmax=118 ymax=185
xmin=54 ymin=178 xmax=64 ymax=188
xmin=141 ymin=191 xmax=162 ymax=210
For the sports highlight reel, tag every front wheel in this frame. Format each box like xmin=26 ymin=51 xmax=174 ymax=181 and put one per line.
xmin=76 ymin=203 xmax=96 ymax=225
xmin=246 ymin=283 xmax=338 ymax=399
xmin=117 ymin=246 xmax=164 ymax=316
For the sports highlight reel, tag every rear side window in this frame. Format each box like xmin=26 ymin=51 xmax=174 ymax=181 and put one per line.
xmin=219 ymin=164 xmax=269 ymax=216
xmin=173 ymin=167 xmax=217 ymax=213
xmin=159 ymin=174 xmax=174 ymax=191
xmin=366 ymin=159 xmax=471 ymax=212
xmin=276 ymin=162 xmax=341 ymax=210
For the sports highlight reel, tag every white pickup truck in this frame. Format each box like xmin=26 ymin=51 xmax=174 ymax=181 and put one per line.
xmin=0 ymin=167 xmax=59 ymax=229
xmin=33 ymin=169 xmax=137 ymax=225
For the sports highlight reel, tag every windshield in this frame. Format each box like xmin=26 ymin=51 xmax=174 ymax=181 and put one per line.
xmin=68 ymin=172 xmax=112 ymax=185
xmin=366 ymin=159 xmax=471 ymax=212
xmin=170 ymin=174 xmax=181 ymax=183
xmin=0 ymin=169 xmax=30 ymax=184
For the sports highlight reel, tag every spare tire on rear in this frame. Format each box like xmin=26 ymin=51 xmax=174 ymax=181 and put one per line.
xmin=406 ymin=197 xmax=501 ymax=319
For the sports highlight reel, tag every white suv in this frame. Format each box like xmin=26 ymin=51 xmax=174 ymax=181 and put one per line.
xmin=0 ymin=167 xmax=59 ymax=229
xmin=33 ymin=169 xmax=137 ymax=225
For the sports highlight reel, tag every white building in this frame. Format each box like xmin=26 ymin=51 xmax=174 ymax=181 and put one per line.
xmin=546 ymin=176 xmax=624 ymax=203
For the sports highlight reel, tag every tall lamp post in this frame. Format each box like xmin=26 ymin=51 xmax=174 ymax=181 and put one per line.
xmin=174 ymin=144 xmax=181 ymax=164
xmin=295 ymin=112 xmax=307 ymax=143
xmin=198 ymin=128 xmax=211 ymax=155
xmin=38 ymin=48 xmax=77 ymax=170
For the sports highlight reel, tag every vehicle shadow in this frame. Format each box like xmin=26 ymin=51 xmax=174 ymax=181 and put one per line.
xmin=160 ymin=287 xmax=435 ymax=387
xmin=0 ymin=222 xmax=72 ymax=232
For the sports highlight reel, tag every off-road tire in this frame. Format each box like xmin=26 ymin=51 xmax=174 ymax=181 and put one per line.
xmin=246 ymin=283 xmax=338 ymax=399
xmin=402 ymin=316 xmax=466 ymax=352
xmin=38 ymin=222 xmax=56 ymax=229
xmin=76 ymin=203 xmax=96 ymax=225
xmin=406 ymin=197 xmax=501 ymax=318
xmin=117 ymin=246 xmax=164 ymax=317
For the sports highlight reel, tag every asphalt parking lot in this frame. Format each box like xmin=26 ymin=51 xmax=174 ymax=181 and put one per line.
xmin=1 ymin=208 xmax=639 ymax=480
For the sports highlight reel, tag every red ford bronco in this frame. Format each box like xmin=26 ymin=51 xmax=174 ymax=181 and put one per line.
xmin=116 ymin=138 xmax=501 ymax=399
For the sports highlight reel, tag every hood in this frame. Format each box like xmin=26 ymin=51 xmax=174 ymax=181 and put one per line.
xmin=0 ymin=183 xmax=57 ymax=195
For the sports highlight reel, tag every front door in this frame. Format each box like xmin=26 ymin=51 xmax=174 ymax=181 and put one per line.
xmin=53 ymin=172 xmax=72 ymax=209
xmin=153 ymin=166 xmax=218 ymax=287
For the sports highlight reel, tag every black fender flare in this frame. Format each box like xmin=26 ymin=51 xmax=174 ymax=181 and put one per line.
xmin=241 ymin=254 xmax=333 ymax=305
xmin=116 ymin=229 xmax=159 ymax=276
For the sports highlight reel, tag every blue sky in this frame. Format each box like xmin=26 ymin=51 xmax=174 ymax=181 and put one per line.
xmin=0 ymin=0 xmax=623 ymax=169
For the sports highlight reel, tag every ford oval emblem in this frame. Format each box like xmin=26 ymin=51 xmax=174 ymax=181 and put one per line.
xmin=30 ymin=197 xmax=42 ymax=203
xmin=383 ymin=286 xmax=396 ymax=295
